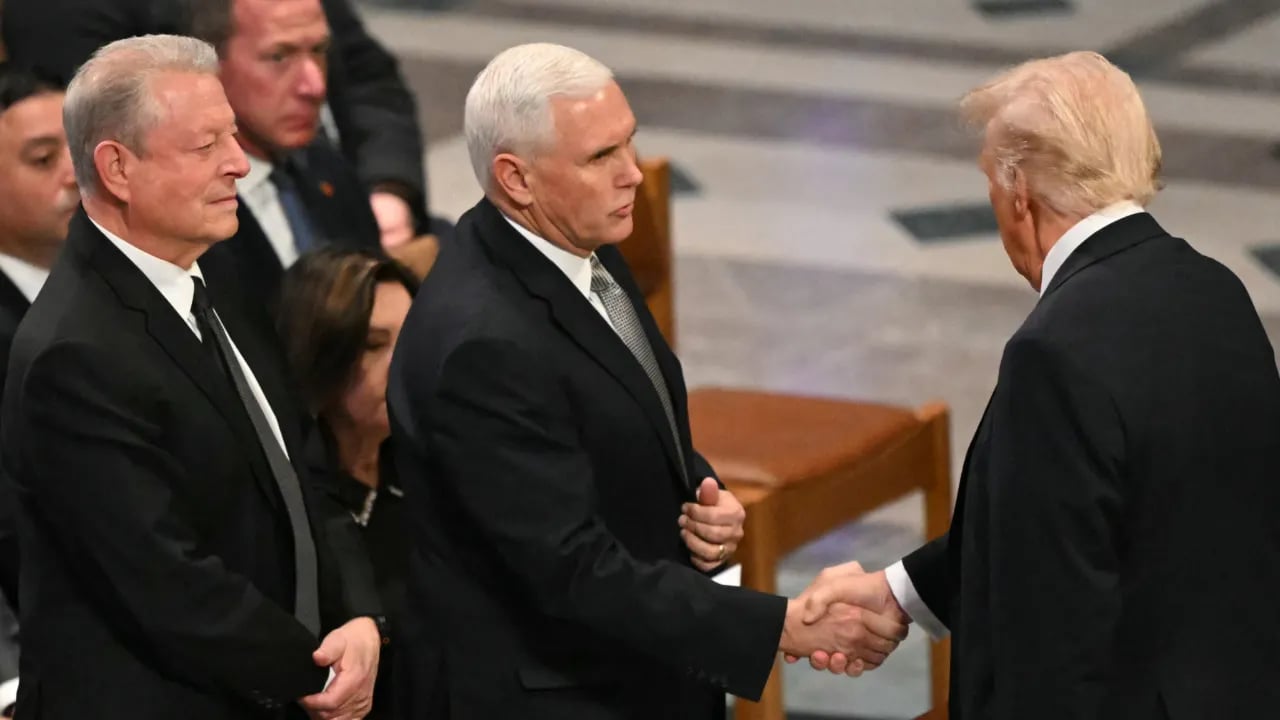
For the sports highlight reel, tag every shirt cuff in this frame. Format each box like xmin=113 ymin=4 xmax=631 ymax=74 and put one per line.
xmin=0 ymin=675 xmax=18 ymax=713
xmin=885 ymin=560 xmax=949 ymax=639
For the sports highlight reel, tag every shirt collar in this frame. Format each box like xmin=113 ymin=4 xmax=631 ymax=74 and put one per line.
xmin=501 ymin=214 xmax=594 ymax=300
xmin=89 ymin=216 xmax=204 ymax=323
xmin=1039 ymin=200 xmax=1145 ymax=296
xmin=0 ymin=252 xmax=50 ymax=303
xmin=237 ymin=153 xmax=275 ymax=196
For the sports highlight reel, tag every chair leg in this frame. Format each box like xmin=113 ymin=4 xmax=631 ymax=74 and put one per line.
xmin=735 ymin=501 xmax=784 ymax=720
xmin=918 ymin=403 xmax=953 ymax=716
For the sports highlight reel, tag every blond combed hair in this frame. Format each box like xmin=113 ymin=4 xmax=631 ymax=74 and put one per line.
xmin=961 ymin=51 xmax=1163 ymax=217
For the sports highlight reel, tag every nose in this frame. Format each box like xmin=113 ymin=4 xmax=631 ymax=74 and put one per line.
xmin=297 ymin=56 xmax=327 ymax=101
xmin=619 ymin=154 xmax=645 ymax=188
xmin=224 ymin=135 xmax=250 ymax=179
xmin=57 ymin=147 xmax=76 ymax=189
xmin=619 ymin=147 xmax=643 ymax=188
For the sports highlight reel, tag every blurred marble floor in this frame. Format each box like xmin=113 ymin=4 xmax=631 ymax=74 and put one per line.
xmin=355 ymin=0 xmax=1280 ymax=716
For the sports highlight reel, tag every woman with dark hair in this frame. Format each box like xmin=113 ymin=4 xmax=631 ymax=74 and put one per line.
xmin=276 ymin=247 xmax=418 ymax=718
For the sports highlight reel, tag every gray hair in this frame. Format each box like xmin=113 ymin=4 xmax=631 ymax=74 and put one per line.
xmin=63 ymin=34 xmax=220 ymax=195
xmin=464 ymin=43 xmax=614 ymax=191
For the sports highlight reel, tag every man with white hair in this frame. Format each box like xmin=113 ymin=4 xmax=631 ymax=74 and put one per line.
xmin=0 ymin=35 xmax=384 ymax=719
xmin=387 ymin=42 xmax=909 ymax=718
xmin=799 ymin=51 xmax=1280 ymax=718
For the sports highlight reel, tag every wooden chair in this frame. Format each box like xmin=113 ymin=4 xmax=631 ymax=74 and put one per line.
xmin=691 ymin=390 xmax=952 ymax=720
xmin=623 ymin=155 xmax=953 ymax=720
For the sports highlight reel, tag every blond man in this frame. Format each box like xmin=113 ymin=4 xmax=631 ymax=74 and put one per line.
xmin=800 ymin=51 xmax=1280 ymax=719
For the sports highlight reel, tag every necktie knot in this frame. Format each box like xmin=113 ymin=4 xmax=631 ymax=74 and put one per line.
xmin=268 ymin=156 xmax=302 ymax=191
xmin=190 ymin=276 xmax=212 ymax=315
xmin=589 ymin=255 xmax=616 ymax=295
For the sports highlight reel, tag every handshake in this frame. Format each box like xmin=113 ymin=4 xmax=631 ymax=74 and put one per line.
xmin=777 ymin=561 xmax=911 ymax=677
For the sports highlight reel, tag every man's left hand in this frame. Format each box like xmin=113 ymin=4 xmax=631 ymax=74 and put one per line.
xmin=679 ymin=477 xmax=745 ymax=572
xmin=369 ymin=191 xmax=415 ymax=249
xmin=299 ymin=617 xmax=381 ymax=720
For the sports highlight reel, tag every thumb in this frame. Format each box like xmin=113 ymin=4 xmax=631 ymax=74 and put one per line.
xmin=696 ymin=478 xmax=719 ymax=507
xmin=802 ymin=587 xmax=834 ymax=625
xmin=312 ymin=631 xmax=347 ymax=668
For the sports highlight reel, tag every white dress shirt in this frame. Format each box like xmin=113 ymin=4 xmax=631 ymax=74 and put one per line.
xmin=0 ymin=252 xmax=50 ymax=303
xmin=90 ymin=217 xmax=291 ymax=460
xmin=884 ymin=199 xmax=1147 ymax=639
xmin=502 ymin=214 xmax=618 ymax=333
xmin=237 ymin=154 xmax=300 ymax=269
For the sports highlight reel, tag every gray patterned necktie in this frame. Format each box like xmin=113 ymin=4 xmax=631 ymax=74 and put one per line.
xmin=589 ymin=255 xmax=687 ymax=478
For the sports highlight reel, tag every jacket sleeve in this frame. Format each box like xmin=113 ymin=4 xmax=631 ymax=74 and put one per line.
xmin=418 ymin=336 xmax=788 ymax=701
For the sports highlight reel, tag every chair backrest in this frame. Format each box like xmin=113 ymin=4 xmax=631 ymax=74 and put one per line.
xmin=619 ymin=156 xmax=676 ymax=348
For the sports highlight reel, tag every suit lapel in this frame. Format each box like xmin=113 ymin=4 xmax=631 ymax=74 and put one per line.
xmin=474 ymin=200 xmax=690 ymax=488
xmin=71 ymin=212 xmax=284 ymax=510
xmin=295 ymin=140 xmax=382 ymax=252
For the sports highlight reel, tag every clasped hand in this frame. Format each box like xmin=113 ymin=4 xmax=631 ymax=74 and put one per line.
xmin=679 ymin=478 xmax=745 ymax=572
xmin=781 ymin=561 xmax=911 ymax=677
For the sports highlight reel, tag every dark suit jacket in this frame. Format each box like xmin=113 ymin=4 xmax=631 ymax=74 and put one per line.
xmin=386 ymin=198 xmax=785 ymax=720
xmin=0 ymin=211 xmax=379 ymax=719
xmin=200 ymin=140 xmax=384 ymax=316
xmin=0 ymin=0 xmax=429 ymax=223
xmin=0 ymin=269 xmax=30 ymax=612
xmin=902 ymin=213 xmax=1280 ymax=720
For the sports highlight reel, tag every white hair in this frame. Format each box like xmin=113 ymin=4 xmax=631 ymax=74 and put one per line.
xmin=64 ymin=34 xmax=220 ymax=196
xmin=464 ymin=43 xmax=614 ymax=191
xmin=961 ymin=50 xmax=1163 ymax=217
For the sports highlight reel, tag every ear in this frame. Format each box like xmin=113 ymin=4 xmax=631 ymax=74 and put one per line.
xmin=92 ymin=140 xmax=133 ymax=205
xmin=492 ymin=152 xmax=533 ymax=207
xmin=1010 ymin=166 xmax=1031 ymax=220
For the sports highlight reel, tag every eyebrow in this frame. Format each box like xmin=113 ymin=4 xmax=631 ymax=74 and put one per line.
xmin=269 ymin=37 xmax=332 ymax=54
xmin=589 ymin=127 xmax=638 ymax=161
xmin=19 ymin=136 xmax=61 ymax=153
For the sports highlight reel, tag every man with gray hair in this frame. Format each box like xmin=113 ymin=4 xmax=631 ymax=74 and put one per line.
xmin=387 ymin=42 xmax=908 ymax=719
xmin=800 ymin=51 xmax=1280 ymax=719
xmin=1 ymin=35 xmax=384 ymax=720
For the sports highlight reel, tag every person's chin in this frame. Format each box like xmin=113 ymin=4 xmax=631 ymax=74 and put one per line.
xmin=205 ymin=215 xmax=241 ymax=243
xmin=603 ymin=215 xmax=634 ymax=243
xmin=279 ymin=126 xmax=319 ymax=151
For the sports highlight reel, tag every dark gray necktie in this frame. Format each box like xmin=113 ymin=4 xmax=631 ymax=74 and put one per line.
xmin=269 ymin=158 xmax=319 ymax=255
xmin=190 ymin=277 xmax=321 ymax=635
xmin=588 ymin=255 xmax=687 ymax=478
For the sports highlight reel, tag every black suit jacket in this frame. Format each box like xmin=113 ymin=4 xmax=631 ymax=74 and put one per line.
xmin=200 ymin=140 xmax=384 ymax=316
xmin=0 ymin=270 xmax=30 ymax=612
xmin=0 ymin=211 xmax=379 ymax=719
xmin=0 ymin=0 xmax=429 ymax=223
xmin=903 ymin=213 xmax=1280 ymax=720
xmin=386 ymin=199 xmax=785 ymax=720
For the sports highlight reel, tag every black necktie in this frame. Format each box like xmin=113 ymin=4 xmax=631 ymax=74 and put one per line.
xmin=190 ymin=277 xmax=321 ymax=635
xmin=269 ymin=157 xmax=319 ymax=255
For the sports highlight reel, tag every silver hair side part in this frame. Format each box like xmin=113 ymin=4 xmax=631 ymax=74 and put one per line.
xmin=464 ymin=43 xmax=614 ymax=191
xmin=64 ymin=34 xmax=220 ymax=196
